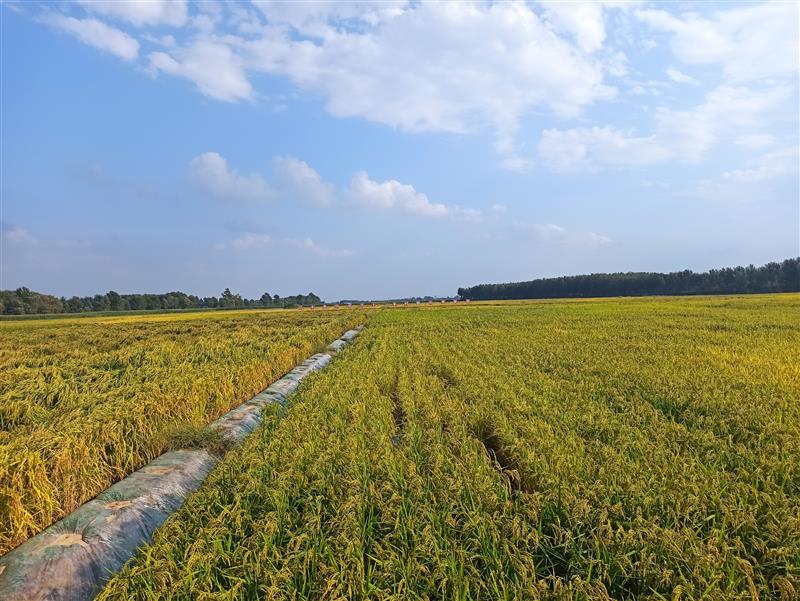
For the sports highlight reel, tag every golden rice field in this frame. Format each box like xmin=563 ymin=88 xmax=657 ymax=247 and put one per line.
xmin=91 ymin=294 xmax=799 ymax=600
xmin=0 ymin=308 xmax=366 ymax=554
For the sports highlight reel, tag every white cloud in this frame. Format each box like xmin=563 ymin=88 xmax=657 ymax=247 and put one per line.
xmin=538 ymin=126 xmax=668 ymax=172
xmin=253 ymin=1 xmax=408 ymax=36
xmin=539 ymin=84 xmax=794 ymax=172
xmin=77 ymin=0 xmax=188 ymax=27
xmin=654 ymin=84 xmax=793 ymax=161
xmin=141 ymin=32 xmax=177 ymax=48
xmin=452 ymin=207 xmax=483 ymax=223
xmin=33 ymin=1 xmax=798 ymax=176
xmin=1 ymin=225 xmax=37 ymax=245
xmin=187 ymin=153 xmax=473 ymax=222
xmin=230 ymin=232 xmax=272 ymax=250
xmin=215 ymin=232 xmax=272 ymax=251
xmin=188 ymin=152 xmax=271 ymax=202
xmin=666 ymin=67 xmax=699 ymax=86
xmin=232 ymin=2 xmax=616 ymax=167
xmin=287 ymin=237 xmax=353 ymax=258
xmin=636 ymin=3 xmax=799 ymax=83
xmin=587 ymin=232 xmax=613 ymax=246
xmin=149 ymin=41 xmax=252 ymax=102
xmin=541 ymin=1 xmax=606 ymax=53
xmin=344 ymin=170 xmax=482 ymax=220
xmin=37 ymin=2 xmax=650 ymax=169
xmin=272 ymin=156 xmax=334 ymax=207
xmin=491 ymin=203 xmax=507 ymax=212
xmin=691 ymin=146 xmax=799 ymax=199
xmin=531 ymin=223 xmax=568 ymax=239
xmin=514 ymin=222 xmax=612 ymax=247
xmin=349 ymin=171 xmax=449 ymax=218
xmin=45 ymin=15 xmax=139 ymax=60
xmin=109 ymin=0 xmax=620 ymax=144
xmin=735 ymin=133 xmax=776 ymax=151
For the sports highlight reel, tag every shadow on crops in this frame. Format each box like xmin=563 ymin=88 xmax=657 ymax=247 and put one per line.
xmin=428 ymin=364 xmax=459 ymax=390
xmin=389 ymin=377 xmax=406 ymax=448
xmin=472 ymin=423 xmax=531 ymax=495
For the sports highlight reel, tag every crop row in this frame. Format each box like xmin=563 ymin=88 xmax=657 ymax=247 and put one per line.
xmin=99 ymin=295 xmax=800 ymax=599
xmin=0 ymin=308 xmax=366 ymax=553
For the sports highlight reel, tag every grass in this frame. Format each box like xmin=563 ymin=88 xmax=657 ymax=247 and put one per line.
xmin=0 ymin=307 xmax=366 ymax=553
xmin=163 ymin=425 xmax=234 ymax=457
xmin=95 ymin=294 xmax=799 ymax=600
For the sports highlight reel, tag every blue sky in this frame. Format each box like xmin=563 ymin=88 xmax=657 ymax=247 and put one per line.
xmin=2 ymin=1 xmax=798 ymax=300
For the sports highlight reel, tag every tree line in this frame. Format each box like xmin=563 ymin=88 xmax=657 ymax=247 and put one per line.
xmin=0 ymin=287 xmax=322 ymax=316
xmin=457 ymin=258 xmax=800 ymax=301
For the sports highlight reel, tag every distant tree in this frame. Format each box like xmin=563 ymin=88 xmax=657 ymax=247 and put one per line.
xmin=2 ymin=296 xmax=24 ymax=315
xmin=63 ymin=296 xmax=84 ymax=312
xmin=0 ymin=288 xmax=63 ymax=314
xmin=107 ymin=291 xmax=123 ymax=311
xmin=90 ymin=294 xmax=109 ymax=311
xmin=220 ymin=288 xmax=235 ymax=308
xmin=1 ymin=287 xmax=323 ymax=315
xmin=458 ymin=258 xmax=800 ymax=300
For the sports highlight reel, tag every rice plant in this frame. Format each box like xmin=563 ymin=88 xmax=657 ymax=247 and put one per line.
xmin=97 ymin=294 xmax=800 ymax=600
xmin=0 ymin=308 xmax=366 ymax=553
